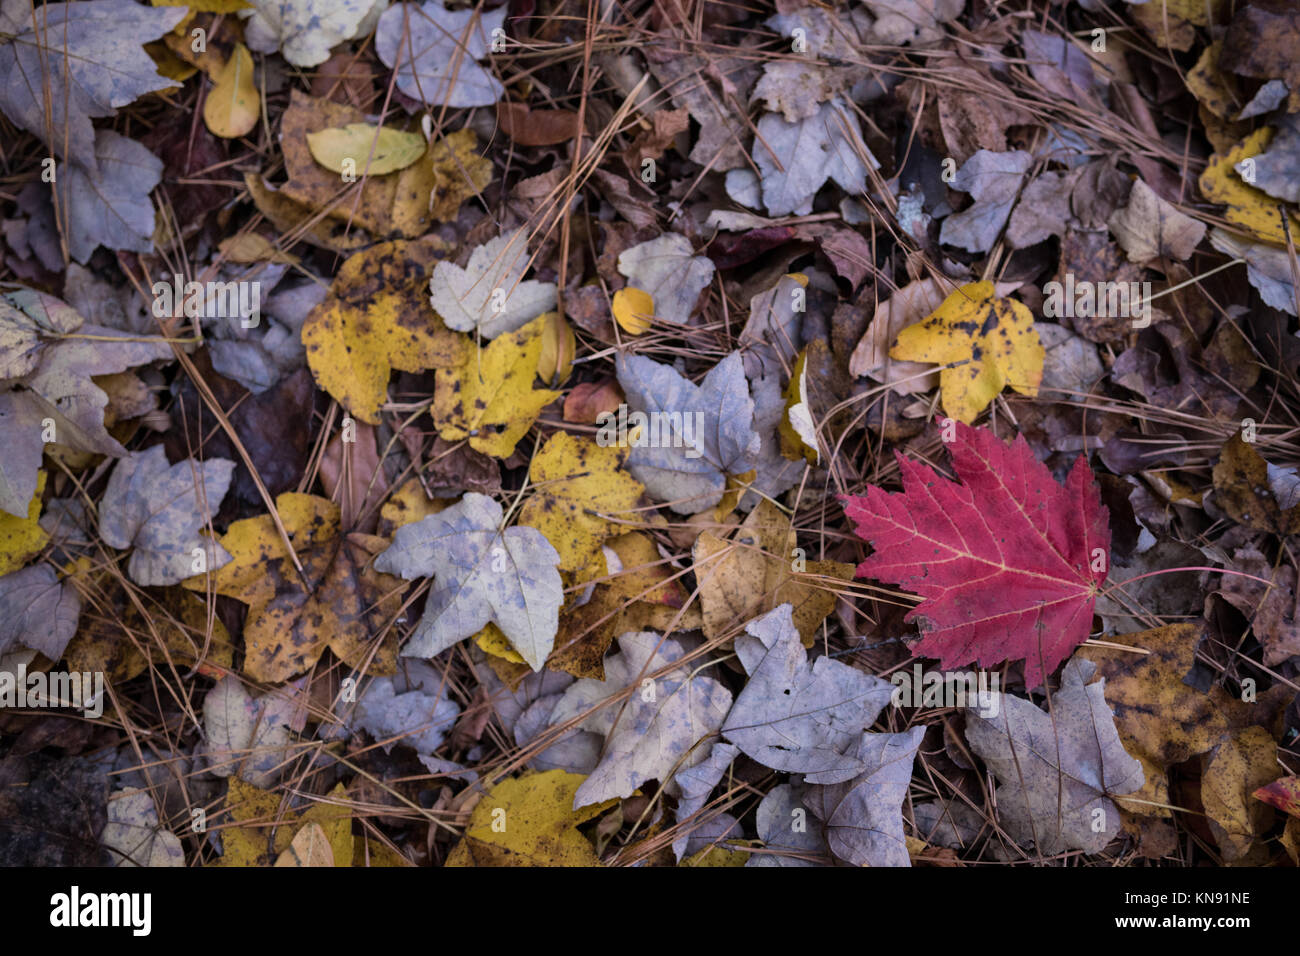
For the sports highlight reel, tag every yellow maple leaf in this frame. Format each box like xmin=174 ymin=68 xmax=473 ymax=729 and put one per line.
xmin=302 ymin=236 xmax=466 ymax=424
xmin=182 ymin=493 xmax=402 ymax=683
xmin=518 ymin=431 xmax=644 ymax=572
xmin=446 ymin=771 xmax=617 ymax=866
xmin=433 ymin=314 xmax=561 ymax=458
xmin=1199 ymin=128 xmax=1300 ymax=246
xmin=889 ymin=280 xmax=1043 ymax=425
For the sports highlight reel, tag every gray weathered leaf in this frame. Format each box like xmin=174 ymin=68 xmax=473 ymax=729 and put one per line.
xmin=1107 ymin=178 xmax=1206 ymax=263
xmin=548 ymin=631 xmax=733 ymax=808
xmin=1210 ymin=228 xmax=1297 ymax=316
xmin=430 ymin=229 xmax=557 ymax=338
xmin=616 ymin=234 xmax=715 ymax=326
xmin=722 ymin=604 xmax=896 ymax=784
xmin=913 ymin=797 xmax=986 ymax=850
xmin=478 ymin=660 xmax=601 ymax=773
xmin=203 ymin=676 xmax=309 ymax=787
xmin=747 ymin=782 xmax=830 ymax=867
xmin=101 ymin=787 xmax=184 ymax=867
xmin=1037 ymin=323 xmax=1103 ymax=402
xmin=738 ymin=371 xmax=806 ymax=512
xmin=964 ymin=656 xmax=1145 ymax=854
xmin=740 ymin=274 xmax=804 ymax=379
xmin=666 ymin=741 xmax=739 ymax=860
xmin=1006 ymin=169 xmax=1079 ymax=249
xmin=353 ymin=660 xmax=460 ymax=755
xmin=731 ymin=99 xmax=877 ymax=217
xmin=0 ymin=0 xmax=184 ymax=172
xmin=803 ymin=727 xmax=926 ymax=867
xmin=0 ymin=565 xmax=81 ymax=661
xmin=242 ymin=0 xmax=382 ymax=68
xmin=55 ymin=130 xmax=163 ymax=263
xmin=375 ymin=1 xmax=505 ymax=107
xmin=0 ymin=288 xmax=172 ymax=516
xmin=1243 ymin=112 xmax=1300 ymax=204
xmin=373 ymin=492 xmax=563 ymax=670
xmin=860 ymin=0 xmax=962 ymax=46
xmin=98 ymin=446 xmax=234 ymax=587
xmin=939 ymin=149 xmax=1033 ymax=253
xmin=614 ymin=351 xmax=760 ymax=515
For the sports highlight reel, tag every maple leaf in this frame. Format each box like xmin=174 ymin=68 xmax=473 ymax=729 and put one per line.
xmin=433 ymin=314 xmax=561 ymax=459
xmin=889 ymin=280 xmax=1044 ymax=425
xmin=0 ymin=0 xmax=185 ymax=172
xmin=517 ymin=431 xmax=644 ymax=573
xmin=182 ymin=492 xmax=403 ymax=683
xmin=302 ymin=236 xmax=465 ymax=424
xmin=840 ymin=420 xmax=1109 ymax=687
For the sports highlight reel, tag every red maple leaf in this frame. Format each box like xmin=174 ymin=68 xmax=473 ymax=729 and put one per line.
xmin=840 ymin=421 xmax=1109 ymax=687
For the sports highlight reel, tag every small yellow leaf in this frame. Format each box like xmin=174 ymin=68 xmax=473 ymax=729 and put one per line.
xmin=302 ymin=236 xmax=465 ymax=424
xmin=536 ymin=312 xmax=576 ymax=385
xmin=1199 ymin=128 xmax=1300 ymax=246
xmin=0 ymin=471 xmax=48 ymax=575
xmin=518 ymin=431 xmax=644 ymax=572
xmin=218 ymin=233 xmax=297 ymax=265
xmin=306 ymin=123 xmax=428 ymax=177
xmin=446 ymin=771 xmax=616 ymax=866
xmin=203 ymin=43 xmax=259 ymax=139
xmin=216 ymin=780 xmax=353 ymax=867
xmin=433 ymin=315 xmax=561 ymax=459
xmin=890 ymin=281 xmax=1043 ymax=425
xmin=612 ymin=287 xmax=654 ymax=335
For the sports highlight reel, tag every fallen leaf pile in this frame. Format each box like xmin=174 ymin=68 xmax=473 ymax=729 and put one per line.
xmin=0 ymin=0 xmax=1296 ymax=873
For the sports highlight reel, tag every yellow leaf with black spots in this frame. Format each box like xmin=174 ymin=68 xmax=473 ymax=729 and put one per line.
xmin=1199 ymin=128 xmax=1300 ymax=246
xmin=377 ymin=477 xmax=448 ymax=536
xmin=518 ymin=432 xmax=644 ymax=573
xmin=182 ymin=493 xmax=402 ymax=683
xmin=433 ymin=314 xmax=561 ymax=459
xmin=302 ymin=236 xmax=466 ymax=424
xmin=446 ymin=770 xmax=616 ymax=866
xmin=889 ymin=281 xmax=1043 ymax=425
